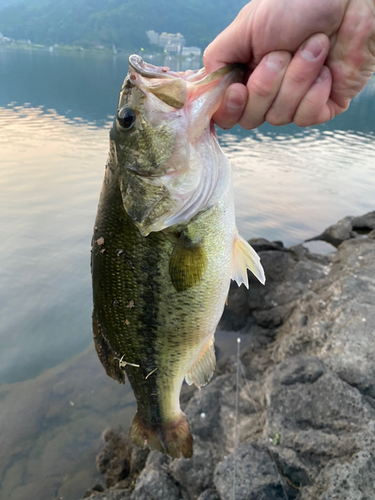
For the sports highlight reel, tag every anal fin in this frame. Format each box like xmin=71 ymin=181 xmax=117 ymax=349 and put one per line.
xmin=185 ymin=337 xmax=216 ymax=388
xmin=231 ymin=230 xmax=265 ymax=288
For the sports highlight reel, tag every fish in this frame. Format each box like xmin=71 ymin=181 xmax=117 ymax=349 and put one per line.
xmin=91 ymin=55 xmax=265 ymax=459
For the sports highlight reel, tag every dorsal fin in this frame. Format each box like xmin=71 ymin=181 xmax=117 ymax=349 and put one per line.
xmin=185 ymin=337 xmax=216 ymax=388
xmin=231 ymin=230 xmax=265 ymax=288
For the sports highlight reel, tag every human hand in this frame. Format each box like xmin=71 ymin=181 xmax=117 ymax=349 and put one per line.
xmin=204 ymin=0 xmax=375 ymax=129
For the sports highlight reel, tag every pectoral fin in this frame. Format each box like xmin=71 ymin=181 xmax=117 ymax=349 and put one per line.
xmin=185 ymin=337 xmax=216 ymax=388
xmin=169 ymin=232 xmax=206 ymax=292
xmin=231 ymin=231 xmax=265 ymax=288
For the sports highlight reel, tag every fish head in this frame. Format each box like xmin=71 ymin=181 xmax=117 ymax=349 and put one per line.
xmin=111 ymin=54 xmax=243 ymax=236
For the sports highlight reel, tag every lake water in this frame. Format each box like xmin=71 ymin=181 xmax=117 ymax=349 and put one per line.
xmin=1 ymin=47 xmax=375 ymax=500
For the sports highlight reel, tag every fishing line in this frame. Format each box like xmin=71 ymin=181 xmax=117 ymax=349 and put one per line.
xmin=235 ymin=345 xmax=290 ymax=500
xmin=232 ymin=337 xmax=241 ymax=500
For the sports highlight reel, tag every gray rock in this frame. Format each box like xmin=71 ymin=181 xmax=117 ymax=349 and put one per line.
xmin=131 ymin=451 xmax=180 ymax=500
xmin=84 ymin=491 xmax=132 ymax=500
xmin=352 ymin=211 xmax=375 ymax=232
xmin=264 ymin=356 xmax=375 ymax=482
xmin=196 ymin=489 xmax=220 ymax=500
xmin=248 ymin=238 xmax=285 ymax=253
xmin=96 ymin=428 xmax=149 ymax=489
xmin=169 ymin=445 xmax=215 ymax=499
xmin=306 ymin=215 xmax=355 ymax=246
xmin=300 ymin=451 xmax=375 ymax=500
xmin=214 ymin=443 xmax=288 ymax=500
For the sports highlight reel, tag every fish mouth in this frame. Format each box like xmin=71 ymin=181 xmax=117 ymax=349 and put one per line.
xmin=129 ymin=54 xmax=245 ymax=84
xmin=128 ymin=55 xmax=245 ymax=110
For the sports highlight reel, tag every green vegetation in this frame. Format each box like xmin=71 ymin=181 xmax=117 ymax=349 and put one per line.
xmin=0 ymin=0 xmax=248 ymax=50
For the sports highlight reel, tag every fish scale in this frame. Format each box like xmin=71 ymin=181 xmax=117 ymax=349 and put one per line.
xmin=91 ymin=56 xmax=265 ymax=459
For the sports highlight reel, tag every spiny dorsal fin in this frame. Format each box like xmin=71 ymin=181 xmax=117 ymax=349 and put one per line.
xmin=169 ymin=232 xmax=206 ymax=292
xmin=185 ymin=337 xmax=216 ymax=388
xmin=231 ymin=231 xmax=265 ymax=288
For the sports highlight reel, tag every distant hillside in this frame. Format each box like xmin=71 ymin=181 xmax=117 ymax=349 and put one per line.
xmin=0 ymin=0 xmax=248 ymax=50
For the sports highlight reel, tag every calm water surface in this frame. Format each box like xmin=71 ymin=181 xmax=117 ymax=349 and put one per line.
xmin=1 ymin=48 xmax=375 ymax=500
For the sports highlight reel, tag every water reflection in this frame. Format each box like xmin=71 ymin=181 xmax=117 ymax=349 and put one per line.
xmin=0 ymin=104 xmax=109 ymax=384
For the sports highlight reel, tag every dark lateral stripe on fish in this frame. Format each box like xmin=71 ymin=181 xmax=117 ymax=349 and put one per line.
xmin=126 ymin=230 xmax=163 ymax=427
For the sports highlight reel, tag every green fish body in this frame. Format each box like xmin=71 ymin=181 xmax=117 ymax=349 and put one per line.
xmin=92 ymin=56 xmax=265 ymax=459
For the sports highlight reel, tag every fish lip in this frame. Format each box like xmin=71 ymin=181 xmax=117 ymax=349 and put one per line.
xmin=129 ymin=54 xmax=174 ymax=79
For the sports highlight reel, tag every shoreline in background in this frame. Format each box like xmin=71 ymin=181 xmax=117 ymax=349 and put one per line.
xmin=0 ymin=42 xmax=201 ymax=61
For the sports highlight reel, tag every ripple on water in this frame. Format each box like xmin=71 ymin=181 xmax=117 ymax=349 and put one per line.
xmin=219 ymin=127 xmax=375 ymax=243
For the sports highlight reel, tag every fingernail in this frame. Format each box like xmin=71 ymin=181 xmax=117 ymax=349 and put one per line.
xmin=315 ymin=66 xmax=329 ymax=83
xmin=226 ymin=89 xmax=246 ymax=110
xmin=300 ymin=36 xmax=324 ymax=61
xmin=265 ymin=52 xmax=287 ymax=72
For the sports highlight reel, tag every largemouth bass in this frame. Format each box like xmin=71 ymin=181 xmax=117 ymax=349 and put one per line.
xmin=91 ymin=55 xmax=265 ymax=459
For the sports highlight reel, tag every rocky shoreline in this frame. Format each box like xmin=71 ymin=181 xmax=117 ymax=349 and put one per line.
xmin=82 ymin=212 xmax=375 ymax=500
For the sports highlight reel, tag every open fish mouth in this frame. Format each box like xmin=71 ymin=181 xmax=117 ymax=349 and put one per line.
xmin=129 ymin=54 xmax=245 ymax=85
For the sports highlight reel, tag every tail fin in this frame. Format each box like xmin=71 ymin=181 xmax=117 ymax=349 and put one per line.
xmin=130 ymin=412 xmax=193 ymax=459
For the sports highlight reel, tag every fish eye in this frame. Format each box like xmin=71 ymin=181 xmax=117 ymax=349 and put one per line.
xmin=117 ymin=106 xmax=136 ymax=130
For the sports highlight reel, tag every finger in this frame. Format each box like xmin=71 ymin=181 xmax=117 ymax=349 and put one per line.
xmin=265 ymin=33 xmax=330 ymax=126
xmin=212 ymin=83 xmax=248 ymax=129
xmin=293 ymin=66 xmax=336 ymax=126
xmin=238 ymin=50 xmax=292 ymax=130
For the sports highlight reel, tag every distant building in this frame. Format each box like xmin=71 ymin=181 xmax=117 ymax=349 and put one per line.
xmin=0 ymin=32 xmax=11 ymax=43
xmin=146 ymin=30 xmax=159 ymax=45
xmin=181 ymin=46 xmax=201 ymax=57
xmin=158 ymin=32 xmax=186 ymax=48
xmin=146 ymin=31 xmax=186 ymax=55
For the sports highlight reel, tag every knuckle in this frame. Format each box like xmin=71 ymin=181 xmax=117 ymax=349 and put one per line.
xmin=248 ymin=78 xmax=274 ymax=99
xmin=288 ymin=69 xmax=311 ymax=86
xmin=238 ymin=116 xmax=263 ymax=130
xmin=294 ymin=114 xmax=316 ymax=127
xmin=265 ymin=109 xmax=292 ymax=126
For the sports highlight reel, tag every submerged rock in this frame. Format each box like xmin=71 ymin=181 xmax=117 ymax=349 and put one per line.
xmin=82 ymin=212 xmax=375 ymax=500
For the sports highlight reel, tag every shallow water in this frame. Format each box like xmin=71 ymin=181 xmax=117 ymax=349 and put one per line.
xmin=1 ymin=47 xmax=375 ymax=499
